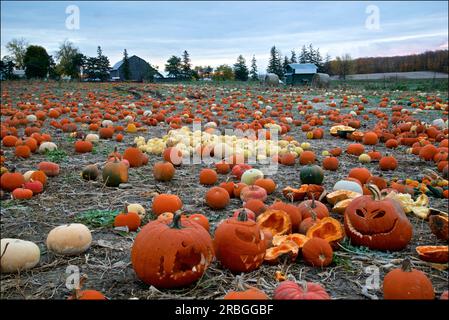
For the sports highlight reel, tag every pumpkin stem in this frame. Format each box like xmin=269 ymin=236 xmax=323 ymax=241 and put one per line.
xmin=237 ymin=209 xmax=248 ymax=222
xmin=169 ymin=212 xmax=183 ymax=229
xmin=366 ymin=184 xmax=382 ymax=201
xmin=1 ymin=242 xmax=9 ymax=259
xmin=298 ymin=280 xmax=308 ymax=294
xmin=73 ymin=274 xmax=88 ymax=300
xmin=310 ymin=193 xmax=316 ymax=208
xmin=401 ymin=258 xmax=412 ymax=272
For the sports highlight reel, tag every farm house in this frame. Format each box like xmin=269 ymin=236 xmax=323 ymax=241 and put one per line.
xmin=109 ymin=55 xmax=163 ymax=81
xmin=285 ymin=63 xmax=317 ymax=85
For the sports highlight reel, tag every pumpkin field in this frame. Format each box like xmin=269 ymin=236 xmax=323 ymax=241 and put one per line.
xmin=0 ymin=80 xmax=448 ymax=300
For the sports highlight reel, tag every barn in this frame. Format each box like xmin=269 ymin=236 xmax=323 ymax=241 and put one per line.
xmin=109 ymin=55 xmax=163 ymax=81
xmin=285 ymin=63 xmax=317 ymax=85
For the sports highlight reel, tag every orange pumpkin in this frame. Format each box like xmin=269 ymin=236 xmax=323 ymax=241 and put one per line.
xmin=346 ymin=143 xmax=365 ymax=156
xmin=224 ymin=287 xmax=269 ymax=300
xmin=348 ymin=167 xmax=371 ymax=184
xmin=114 ymin=207 xmax=141 ymax=231
xmin=383 ymin=259 xmax=434 ymax=300
xmin=302 ymin=237 xmax=333 ymax=268
xmin=205 ymin=187 xmax=230 ymax=209
xmin=123 ymin=147 xmax=145 ymax=167
xmin=199 ymin=168 xmax=218 ymax=185
xmin=299 ymin=151 xmax=316 ymax=165
xmin=254 ymin=178 xmax=276 ymax=194
xmin=0 ymin=170 xmax=25 ymax=192
xmin=153 ymin=161 xmax=175 ymax=181
xmin=322 ymin=156 xmax=339 ymax=171
xmin=379 ymin=155 xmax=398 ymax=171
xmin=152 ymin=194 xmax=183 ymax=215
xmin=12 ymin=187 xmax=33 ymax=200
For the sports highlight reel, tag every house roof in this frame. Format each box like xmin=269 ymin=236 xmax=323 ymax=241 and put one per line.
xmin=110 ymin=54 xmax=164 ymax=78
xmin=288 ymin=63 xmax=317 ymax=74
xmin=111 ymin=55 xmax=140 ymax=70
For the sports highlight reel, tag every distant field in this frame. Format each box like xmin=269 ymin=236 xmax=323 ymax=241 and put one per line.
xmin=330 ymin=71 xmax=448 ymax=80
xmin=330 ymin=78 xmax=448 ymax=92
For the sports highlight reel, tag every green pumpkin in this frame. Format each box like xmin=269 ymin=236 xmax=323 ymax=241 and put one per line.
xmin=82 ymin=164 xmax=99 ymax=181
xmin=300 ymin=164 xmax=324 ymax=185
xmin=102 ymin=160 xmax=128 ymax=187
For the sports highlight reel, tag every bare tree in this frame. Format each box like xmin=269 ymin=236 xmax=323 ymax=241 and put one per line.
xmin=6 ymin=38 xmax=29 ymax=69
xmin=332 ymin=53 xmax=353 ymax=80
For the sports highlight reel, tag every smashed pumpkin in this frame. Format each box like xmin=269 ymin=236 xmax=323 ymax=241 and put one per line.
xmin=264 ymin=240 xmax=299 ymax=264
xmin=416 ymin=246 xmax=448 ymax=264
xmin=282 ymin=184 xmax=324 ymax=202
xmin=306 ymin=217 xmax=345 ymax=247
xmin=256 ymin=209 xmax=292 ymax=237
xmin=429 ymin=212 xmax=449 ymax=241
xmin=326 ymin=189 xmax=361 ymax=205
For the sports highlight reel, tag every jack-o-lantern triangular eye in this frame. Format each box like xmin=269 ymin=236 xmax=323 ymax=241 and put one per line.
xmin=372 ymin=210 xmax=386 ymax=219
xmin=356 ymin=208 xmax=367 ymax=218
xmin=235 ymin=228 xmax=256 ymax=242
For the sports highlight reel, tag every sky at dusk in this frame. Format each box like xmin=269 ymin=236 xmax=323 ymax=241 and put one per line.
xmin=1 ymin=1 xmax=448 ymax=73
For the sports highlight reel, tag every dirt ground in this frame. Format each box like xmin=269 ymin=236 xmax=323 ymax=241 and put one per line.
xmin=1 ymin=81 xmax=448 ymax=299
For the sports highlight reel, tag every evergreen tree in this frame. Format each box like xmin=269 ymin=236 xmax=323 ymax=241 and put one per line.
xmin=204 ymin=66 xmax=213 ymax=78
xmin=282 ymin=56 xmax=290 ymax=73
xmin=233 ymin=55 xmax=249 ymax=81
xmin=96 ymin=46 xmax=110 ymax=81
xmin=267 ymin=46 xmax=283 ymax=78
xmin=290 ymin=50 xmax=297 ymax=63
xmin=307 ymin=44 xmax=315 ymax=65
xmin=181 ymin=50 xmax=192 ymax=80
xmin=250 ymin=55 xmax=258 ymax=81
xmin=299 ymin=45 xmax=308 ymax=63
xmin=315 ymin=48 xmax=324 ymax=72
xmin=122 ymin=49 xmax=130 ymax=80
xmin=165 ymin=55 xmax=182 ymax=79
xmin=0 ymin=56 xmax=16 ymax=80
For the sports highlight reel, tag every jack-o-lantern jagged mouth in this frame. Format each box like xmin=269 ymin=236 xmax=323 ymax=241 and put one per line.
xmin=240 ymin=253 xmax=266 ymax=265
xmin=157 ymin=248 xmax=209 ymax=280
xmin=346 ymin=217 xmax=399 ymax=237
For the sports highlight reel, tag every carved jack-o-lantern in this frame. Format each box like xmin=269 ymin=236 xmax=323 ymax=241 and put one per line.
xmin=344 ymin=185 xmax=412 ymax=251
xmin=131 ymin=213 xmax=214 ymax=288
xmin=214 ymin=210 xmax=267 ymax=273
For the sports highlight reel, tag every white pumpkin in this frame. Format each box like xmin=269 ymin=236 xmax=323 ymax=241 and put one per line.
xmin=23 ymin=170 xmax=36 ymax=182
xmin=85 ymin=134 xmax=99 ymax=143
xmin=143 ymin=110 xmax=152 ymax=117
xmin=204 ymin=122 xmax=217 ymax=129
xmin=241 ymin=169 xmax=264 ymax=185
xmin=124 ymin=115 xmax=134 ymax=122
xmin=101 ymin=120 xmax=113 ymax=127
xmin=38 ymin=142 xmax=57 ymax=153
xmin=46 ymin=223 xmax=92 ymax=256
xmin=0 ymin=238 xmax=40 ymax=273
xmin=333 ymin=180 xmax=363 ymax=194
xmin=127 ymin=203 xmax=146 ymax=219
xmin=432 ymin=118 xmax=446 ymax=130
xmin=26 ymin=114 xmax=37 ymax=122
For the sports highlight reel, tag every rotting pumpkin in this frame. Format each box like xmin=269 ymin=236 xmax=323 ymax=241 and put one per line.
xmin=131 ymin=212 xmax=214 ymax=288
xmin=213 ymin=209 xmax=266 ymax=273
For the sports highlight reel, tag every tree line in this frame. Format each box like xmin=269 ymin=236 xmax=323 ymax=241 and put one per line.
xmin=1 ymin=37 xmax=447 ymax=81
